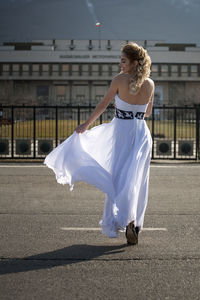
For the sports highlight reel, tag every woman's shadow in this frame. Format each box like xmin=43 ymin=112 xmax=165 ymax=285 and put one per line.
xmin=0 ymin=243 xmax=128 ymax=275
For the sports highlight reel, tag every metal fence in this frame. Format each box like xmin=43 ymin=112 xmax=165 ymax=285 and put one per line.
xmin=0 ymin=105 xmax=199 ymax=160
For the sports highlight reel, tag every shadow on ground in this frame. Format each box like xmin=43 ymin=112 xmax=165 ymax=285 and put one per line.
xmin=0 ymin=244 xmax=129 ymax=275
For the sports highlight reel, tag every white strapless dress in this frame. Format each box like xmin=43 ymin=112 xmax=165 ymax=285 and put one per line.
xmin=44 ymin=94 xmax=152 ymax=237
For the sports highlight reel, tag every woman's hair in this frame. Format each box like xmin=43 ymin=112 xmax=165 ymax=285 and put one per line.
xmin=121 ymin=42 xmax=151 ymax=95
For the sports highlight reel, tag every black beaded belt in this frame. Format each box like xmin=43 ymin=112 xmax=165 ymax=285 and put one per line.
xmin=115 ymin=108 xmax=145 ymax=120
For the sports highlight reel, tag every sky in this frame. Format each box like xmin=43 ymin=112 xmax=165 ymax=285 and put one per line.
xmin=0 ymin=0 xmax=200 ymax=45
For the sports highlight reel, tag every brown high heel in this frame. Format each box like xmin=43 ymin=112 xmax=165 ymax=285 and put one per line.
xmin=125 ymin=221 xmax=139 ymax=245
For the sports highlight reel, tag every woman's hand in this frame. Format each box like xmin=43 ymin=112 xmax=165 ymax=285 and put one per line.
xmin=75 ymin=122 xmax=89 ymax=134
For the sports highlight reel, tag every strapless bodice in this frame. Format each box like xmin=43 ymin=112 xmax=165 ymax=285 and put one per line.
xmin=115 ymin=94 xmax=148 ymax=113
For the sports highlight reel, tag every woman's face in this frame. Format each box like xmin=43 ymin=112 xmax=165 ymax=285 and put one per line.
xmin=120 ymin=52 xmax=137 ymax=74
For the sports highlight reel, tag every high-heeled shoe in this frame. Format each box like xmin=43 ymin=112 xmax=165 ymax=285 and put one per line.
xmin=125 ymin=221 xmax=139 ymax=245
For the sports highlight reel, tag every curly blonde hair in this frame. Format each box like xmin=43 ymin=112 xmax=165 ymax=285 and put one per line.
xmin=121 ymin=42 xmax=151 ymax=95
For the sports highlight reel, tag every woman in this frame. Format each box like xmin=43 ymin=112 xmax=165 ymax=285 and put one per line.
xmin=44 ymin=42 xmax=154 ymax=245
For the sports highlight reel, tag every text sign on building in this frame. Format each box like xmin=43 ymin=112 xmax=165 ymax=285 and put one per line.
xmin=59 ymin=53 xmax=121 ymax=63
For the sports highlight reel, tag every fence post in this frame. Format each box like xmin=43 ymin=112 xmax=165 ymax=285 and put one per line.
xmin=55 ymin=106 xmax=58 ymax=147
xmin=78 ymin=106 xmax=80 ymax=125
xmin=152 ymin=107 xmax=154 ymax=159
xmin=11 ymin=105 xmax=14 ymax=158
xmin=100 ymin=114 xmax=103 ymax=124
xmin=33 ymin=106 xmax=36 ymax=158
xmin=174 ymin=107 xmax=177 ymax=159
xmin=196 ymin=105 xmax=199 ymax=160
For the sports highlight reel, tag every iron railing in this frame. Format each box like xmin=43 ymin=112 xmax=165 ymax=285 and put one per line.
xmin=0 ymin=105 xmax=199 ymax=160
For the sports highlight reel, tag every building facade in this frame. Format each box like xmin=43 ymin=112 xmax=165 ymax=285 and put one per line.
xmin=0 ymin=39 xmax=200 ymax=107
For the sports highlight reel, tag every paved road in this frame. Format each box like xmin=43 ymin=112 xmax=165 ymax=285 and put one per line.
xmin=0 ymin=163 xmax=200 ymax=300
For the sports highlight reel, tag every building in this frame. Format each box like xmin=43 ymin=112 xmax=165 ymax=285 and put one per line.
xmin=0 ymin=39 xmax=200 ymax=107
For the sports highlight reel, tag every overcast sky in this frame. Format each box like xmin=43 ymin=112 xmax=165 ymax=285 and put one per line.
xmin=0 ymin=0 xmax=199 ymax=45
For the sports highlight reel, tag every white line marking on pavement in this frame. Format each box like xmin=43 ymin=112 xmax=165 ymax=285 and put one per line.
xmin=142 ymin=228 xmax=167 ymax=231
xmin=61 ymin=227 xmax=167 ymax=231
xmin=0 ymin=165 xmax=46 ymax=167
xmin=61 ymin=227 xmax=101 ymax=231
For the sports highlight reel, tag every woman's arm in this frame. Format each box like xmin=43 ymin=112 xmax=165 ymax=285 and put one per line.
xmin=145 ymin=81 xmax=155 ymax=118
xmin=75 ymin=76 xmax=119 ymax=133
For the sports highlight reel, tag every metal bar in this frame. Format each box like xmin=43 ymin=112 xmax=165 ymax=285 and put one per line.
xmin=1 ymin=105 xmax=195 ymax=110
xmin=174 ymin=107 xmax=177 ymax=159
xmin=14 ymin=105 xmax=183 ymax=110
xmin=78 ymin=106 xmax=80 ymax=125
xmin=152 ymin=107 xmax=155 ymax=159
xmin=33 ymin=106 xmax=36 ymax=158
xmin=196 ymin=106 xmax=200 ymax=160
xmin=11 ymin=106 xmax=14 ymax=158
xmin=0 ymin=156 xmax=195 ymax=161
xmin=100 ymin=114 xmax=103 ymax=124
xmin=55 ymin=106 xmax=58 ymax=147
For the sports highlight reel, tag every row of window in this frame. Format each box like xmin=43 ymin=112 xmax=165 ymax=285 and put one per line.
xmin=0 ymin=63 xmax=119 ymax=77
xmin=0 ymin=63 xmax=200 ymax=77
xmin=151 ymin=64 xmax=199 ymax=77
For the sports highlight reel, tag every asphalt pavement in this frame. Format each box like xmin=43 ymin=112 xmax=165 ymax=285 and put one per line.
xmin=0 ymin=162 xmax=199 ymax=300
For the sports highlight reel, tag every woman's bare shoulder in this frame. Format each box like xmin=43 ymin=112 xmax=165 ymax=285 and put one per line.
xmin=144 ymin=78 xmax=155 ymax=89
xmin=141 ymin=78 xmax=154 ymax=96
xmin=112 ymin=73 xmax=130 ymax=89
xmin=109 ymin=73 xmax=126 ymax=91
xmin=113 ymin=73 xmax=130 ymax=81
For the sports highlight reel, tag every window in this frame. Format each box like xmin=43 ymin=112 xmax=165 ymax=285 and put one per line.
xmin=111 ymin=64 xmax=119 ymax=75
xmin=3 ymin=64 xmax=9 ymax=74
xmin=72 ymin=64 xmax=79 ymax=71
xmin=72 ymin=64 xmax=79 ymax=75
xmin=56 ymin=85 xmax=66 ymax=96
xmin=52 ymin=64 xmax=59 ymax=72
xmin=37 ymin=85 xmax=49 ymax=104
xmin=171 ymin=65 xmax=178 ymax=77
xmin=22 ymin=64 xmax=29 ymax=72
xmin=13 ymin=64 xmax=19 ymax=72
xmin=3 ymin=64 xmax=9 ymax=71
xmin=151 ymin=64 xmax=159 ymax=76
xmin=181 ymin=65 xmax=188 ymax=77
xmin=32 ymin=64 xmax=39 ymax=72
xmin=42 ymin=64 xmax=49 ymax=72
xmin=101 ymin=64 xmax=109 ymax=76
xmin=61 ymin=64 xmax=69 ymax=76
xmin=37 ymin=85 xmax=49 ymax=96
xmin=92 ymin=64 xmax=98 ymax=71
xmin=102 ymin=65 xmax=108 ymax=71
xmin=161 ymin=65 xmax=168 ymax=77
xmin=82 ymin=64 xmax=89 ymax=75
xmin=62 ymin=64 xmax=69 ymax=72
xmin=12 ymin=64 xmax=19 ymax=75
xmin=56 ymin=85 xmax=66 ymax=104
xmin=92 ymin=64 xmax=99 ymax=75
xmin=190 ymin=65 xmax=198 ymax=77
xmin=22 ymin=64 xmax=29 ymax=75
xmin=72 ymin=85 xmax=88 ymax=104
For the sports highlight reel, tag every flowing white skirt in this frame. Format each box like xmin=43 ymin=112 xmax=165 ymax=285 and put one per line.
xmin=44 ymin=117 xmax=152 ymax=238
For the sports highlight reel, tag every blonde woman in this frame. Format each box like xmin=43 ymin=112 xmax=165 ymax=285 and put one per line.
xmin=44 ymin=42 xmax=155 ymax=245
